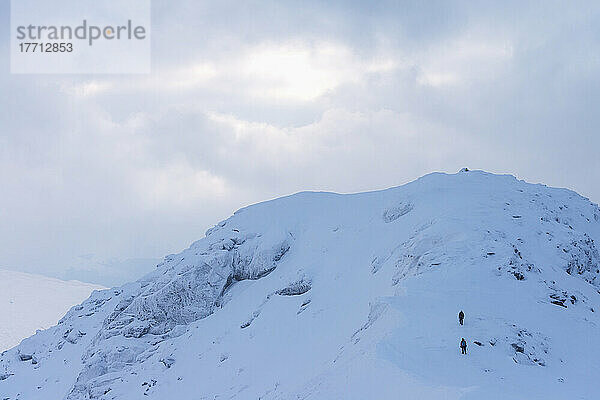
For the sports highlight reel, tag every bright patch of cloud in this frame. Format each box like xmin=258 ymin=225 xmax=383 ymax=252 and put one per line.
xmin=60 ymin=40 xmax=400 ymax=102
xmin=237 ymin=41 xmax=394 ymax=101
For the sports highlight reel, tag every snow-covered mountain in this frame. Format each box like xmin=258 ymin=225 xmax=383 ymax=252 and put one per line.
xmin=2 ymin=170 xmax=599 ymax=399
xmin=0 ymin=270 xmax=103 ymax=351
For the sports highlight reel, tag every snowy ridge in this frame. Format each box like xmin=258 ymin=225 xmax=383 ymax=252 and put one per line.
xmin=2 ymin=170 xmax=600 ymax=399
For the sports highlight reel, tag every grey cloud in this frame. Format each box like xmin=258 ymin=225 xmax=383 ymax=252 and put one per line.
xmin=1 ymin=1 xmax=599 ymax=284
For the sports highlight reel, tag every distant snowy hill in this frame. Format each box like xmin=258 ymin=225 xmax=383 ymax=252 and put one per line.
xmin=59 ymin=256 xmax=162 ymax=287
xmin=0 ymin=270 xmax=103 ymax=351
xmin=2 ymin=170 xmax=600 ymax=399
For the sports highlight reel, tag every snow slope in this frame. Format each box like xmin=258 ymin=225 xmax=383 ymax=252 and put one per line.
xmin=2 ymin=170 xmax=600 ymax=399
xmin=0 ymin=270 xmax=103 ymax=351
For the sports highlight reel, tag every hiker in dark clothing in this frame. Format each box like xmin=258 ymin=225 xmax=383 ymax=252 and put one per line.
xmin=460 ymin=338 xmax=467 ymax=354
xmin=458 ymin=310 xmax=464 ymax=325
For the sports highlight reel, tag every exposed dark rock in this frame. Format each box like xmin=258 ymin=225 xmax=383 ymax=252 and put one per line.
xmin=276 ymin=279 xmax=312 ymax=296
xmin=511 ymin=343 xmax=525 ymax=353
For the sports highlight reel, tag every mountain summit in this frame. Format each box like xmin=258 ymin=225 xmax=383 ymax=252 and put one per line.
xmin=2 ymin=170 xmax=599 ymax=399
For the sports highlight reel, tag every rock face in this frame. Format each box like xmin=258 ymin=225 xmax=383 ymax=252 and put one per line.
xmin=2 ymin=170 xmax=600 ymax=400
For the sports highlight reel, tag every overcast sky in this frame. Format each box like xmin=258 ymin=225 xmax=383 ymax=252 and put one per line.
xmin=1 ymin=1 xmax=599 ymax=285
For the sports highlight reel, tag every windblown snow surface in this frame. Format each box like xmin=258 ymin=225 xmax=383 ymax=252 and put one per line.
xmin=2 ymin=170 xmax=600 ymax=399
xmin=0 ymin=270 xmax=103 ymax=351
